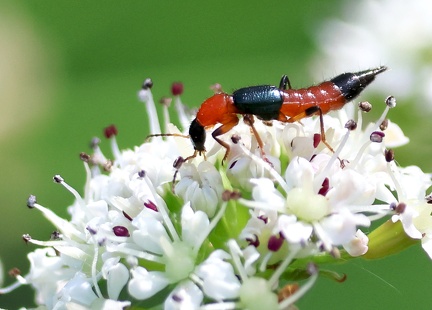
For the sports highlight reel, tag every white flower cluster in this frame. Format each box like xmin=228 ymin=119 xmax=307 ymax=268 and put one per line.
xmin=1 ymin=79 xmax=431 ymax=310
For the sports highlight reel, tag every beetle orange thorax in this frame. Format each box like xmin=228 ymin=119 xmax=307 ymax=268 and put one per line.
xmin=196 ymin=93 xmax=238 ymax=127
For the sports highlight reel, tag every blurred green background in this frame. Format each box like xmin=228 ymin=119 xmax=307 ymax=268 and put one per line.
xmin=1 ymin=1 xmax=431 ymax=309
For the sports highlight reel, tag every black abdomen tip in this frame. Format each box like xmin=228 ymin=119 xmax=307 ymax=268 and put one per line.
xmin=331 ymin=66 xmax=387 ymax=101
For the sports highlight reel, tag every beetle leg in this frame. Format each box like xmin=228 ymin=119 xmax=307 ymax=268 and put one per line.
xmin=211 ymin=118 xmax=239 ymax=164
xmin=286 ymin=106 xmax=320 ymax=123
xmin=315 ymin=109 xmax=344 ymax=167
xmin=315 ymin=107 xmax=336 ymax=154
xmin=243 ymin=115 xmax=273 ymax=166
xmin=286 ymin=106 xmax=338 ymax=154
xmin=279 ymin=75 xmax=292 ymax=90
xmin=171 ymin=149 xmax=203 ymax=192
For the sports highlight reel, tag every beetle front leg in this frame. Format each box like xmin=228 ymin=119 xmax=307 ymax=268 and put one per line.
xmin=211 ymin=119 xmax=239 ymax=164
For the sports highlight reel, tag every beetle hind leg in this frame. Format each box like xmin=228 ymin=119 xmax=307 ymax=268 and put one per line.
xmin=279 ymin=75 xmax=292 ymax=90
xmin=287 ymin=106 xmax=338 ymax=154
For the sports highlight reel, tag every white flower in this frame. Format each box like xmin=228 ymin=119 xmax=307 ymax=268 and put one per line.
xmin=164 ymin=281 xmax=203 ymax=310
xmin=194 ymin=250 xmax=241 ymax=300
xmin=55 ymin=272 xmax=131 ymax=310
xmin=101 ymin=257 xmax=129 ymax=300
xmin=343 ymin=229 xmax=369 ymax=257
xmin=175 ymin=161 xmax=224 ymax=217
xmin=128 ymin=203 xmax=202 ymax=298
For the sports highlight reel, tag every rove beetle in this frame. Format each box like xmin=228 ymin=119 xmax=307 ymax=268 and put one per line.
xmin=148 ymin=66 xmax=387 ymax=166
xmin=188 ymin=66 xmax=387 ymax=162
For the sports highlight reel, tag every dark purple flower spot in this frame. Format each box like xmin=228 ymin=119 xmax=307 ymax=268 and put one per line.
xmin=144 ymin=200 xmax=158 ymax=212
xmin=113 ymin=226 xmax=130 ymax=237
xmin=268 ymin=233 xmax=284 ymax=252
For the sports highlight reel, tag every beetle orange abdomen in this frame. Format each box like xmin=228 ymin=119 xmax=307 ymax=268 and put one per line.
xmin=280 ymin=81 xmax=345 ymax=117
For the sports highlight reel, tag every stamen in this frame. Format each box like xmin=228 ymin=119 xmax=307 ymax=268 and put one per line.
xmin=318 ymin=178 xmax=330 ymax=196
xmin=82 ymin=159 xmax=92 ymax=204
xmin=227 ymin=239 xmax=248 ymax=281
xmin=172 ymin=82 xmax=191 ymax=131
xmin=141 ymin=177 xmax=180 ymax=243
xmin=345 ymin=119 xmax=357 ymax=131
xmin=200 ymin=302 xmax=238 ymax=310
xmin=53 ymin=175 xmax=85 ymax=206
xmin=385 ymin=149 xmax=395 ymax=162
xmin=193 ymin=201 xmax=228 ymax=255
xmin=144 ymin=200 xmax=158 ymax=212
xmin=138 ymin=78 xmax=161 ymax=135
xmin=27 ymin=195 xmax=37 ymax=208
xmin=386 ymin=161 xmax=405 ymax=202
xmin=259 ymin=252 xmax=273 ymax=273
xmin=123 ymin=211 xmax=133 ymax=221
xmin=86 ymin=226 xmax=97 ymax=235
xmin=246 ymin=234 xmax=260 ymax=247
xmin=313 ymin=134 xmax=321 ymax=148
xmin=358 ymin=101 xmax=372 ymax=112
xmin=385 ymin=95 xmax=397 ymax=108
xmin=51 ymin=231 xmax=61 ymax=240
xmin=0 ymin=279 xmax=25 ymax=294
xmin=380 ymin=119 xmax=389 ymax=131
xmin=268 ymin=244 xmax=300 ymax=287
xmin=142 ymin=78 xmax=153 ymax=90
xmin=370 ymin=131 xmax=385 ymax=143
xmin=258 ymin=215 xmax=268 ymax=224
xmin=104 ymin=125 xmax=122 ymax=165
xmin=172 ymin=294 xmax=183 ymax=302
xmin=79 ymin=152 xmax=91 ymax=163
xmin=113 ymin=226 xmax=130 ymax=237
xmin=113 ymin=245 xmax=164 ymax=263
xmin=395 ymin=202 xmax=406 ymax=214
xmin=22 ymin=234 xmax=31 ymax=243
xmin=317 ymin=127 xmax=350 ymax=185
xmin=267 ymin=234 xmax=284 ymax=252
xmin=27 ymin=196 xmax=85 ymax=240
xmin=21 ymin=234 xmax=69 ymax=247
xmin=171 ymin=82 xmax=183 ymax=96
xmin=237 ymin=142 xmax=289 ymax=194
xmin=350 ymin=131 xmax=385 ymax=169
xmin=369 ymin=96 xmax=396 ymax=135
xmin=91 ymin=240 xmax=103 ymax=298
xmin=90 ymin=137 xmax=101 ymax=150
xmin=104 ymin=124 xmax=118 ymax=139
xmin=160 ymin=97 xmax=172 ymax=133
xmin=88 ymin=137 xmax=109 ymax=173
